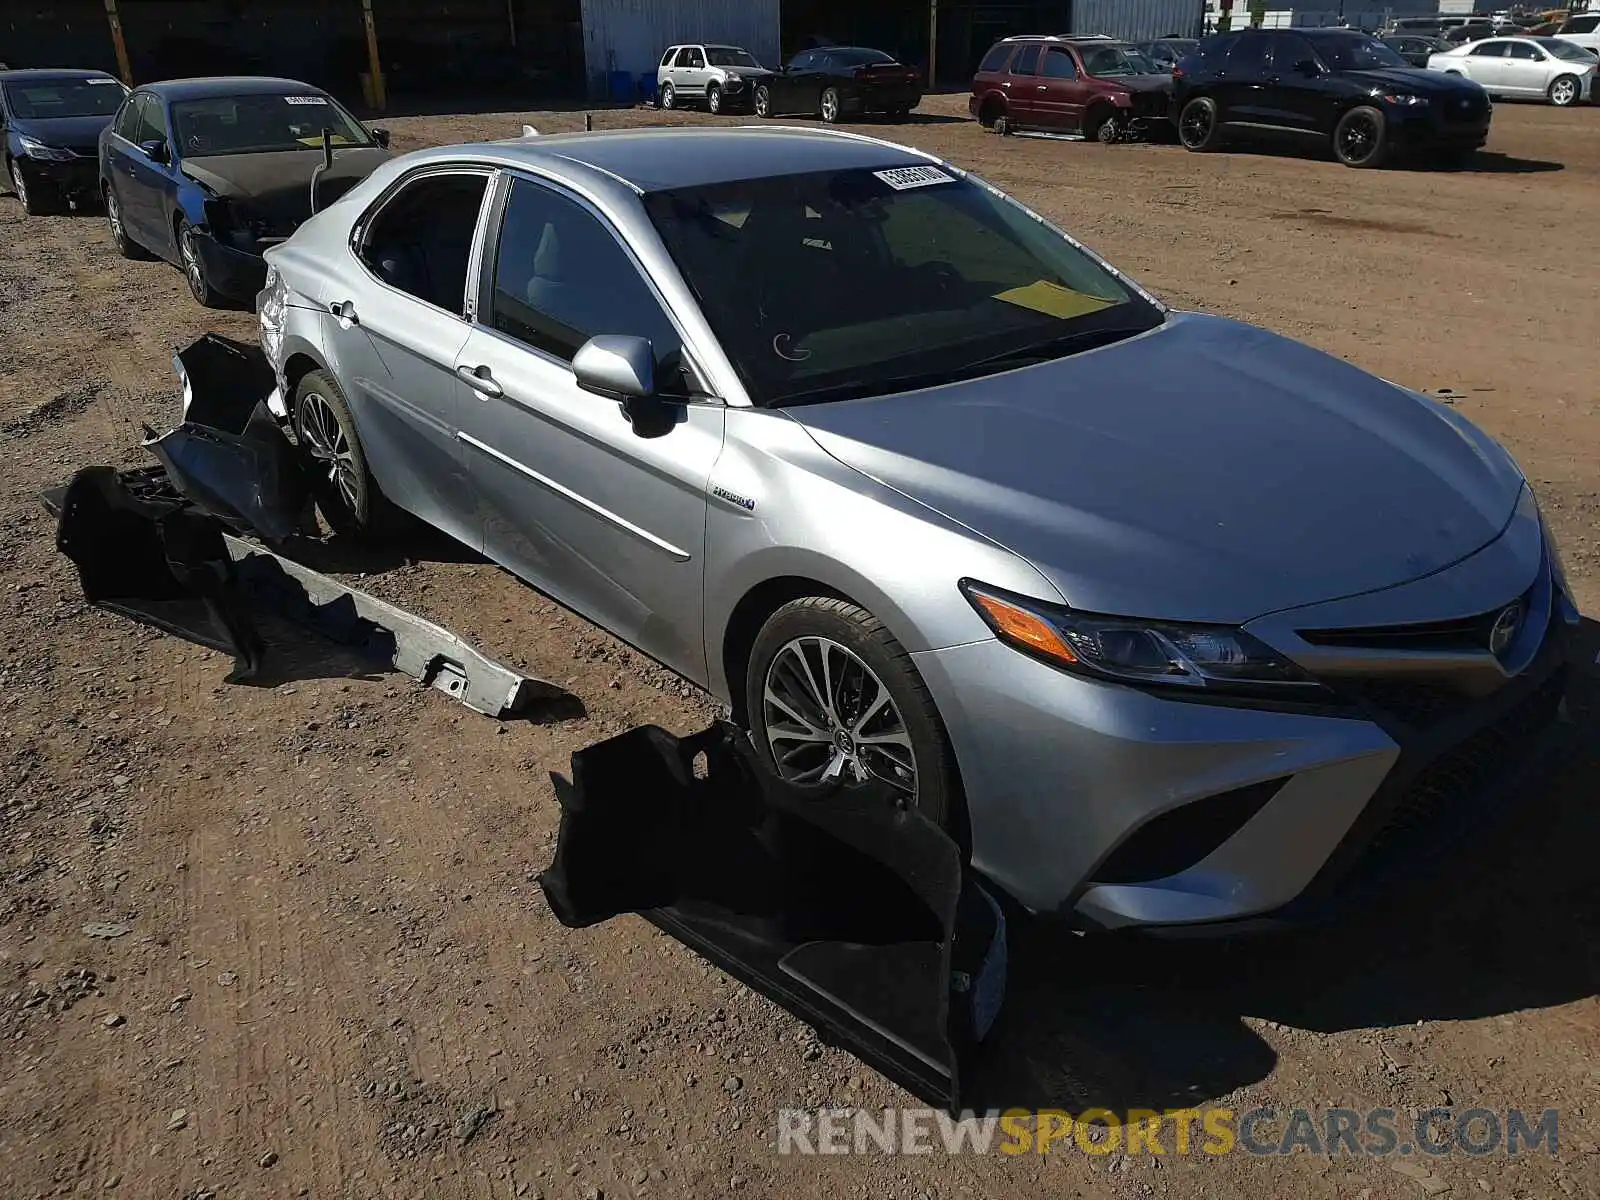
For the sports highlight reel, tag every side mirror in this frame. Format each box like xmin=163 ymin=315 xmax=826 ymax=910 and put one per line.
xmin=370 ymin=126 xmax=391 ymax=149
xmin=139 ymin=137 xmax=169 ymax=163
xmin=1294 ymin=58 xmax=1322 ymax=75
xmin=574 ymin=334 xmax=655 ymax=400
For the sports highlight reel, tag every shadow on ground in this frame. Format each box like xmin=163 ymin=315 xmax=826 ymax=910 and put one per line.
xmin=967 ymin=616 xmax=1599 ymax=1113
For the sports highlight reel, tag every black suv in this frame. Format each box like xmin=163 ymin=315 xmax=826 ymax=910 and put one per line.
xmin=1171 ymin=28 xmax=1491 ymax=167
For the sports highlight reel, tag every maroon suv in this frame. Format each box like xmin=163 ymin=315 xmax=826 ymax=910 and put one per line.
xmin=969 ymin=35 xmax=1174 ymax=142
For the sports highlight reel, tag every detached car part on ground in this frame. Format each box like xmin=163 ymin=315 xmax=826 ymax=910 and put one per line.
xmin=1173 ymin=28 xmax=1494 ymax=167
xmin=254 ymin=123 xmax=1579 ymax=935
xmin=97 ymin=75 xmax=391 ymax=307
xmin=47 ymin=334 xmax=553 ymax=718
xmin=2 ymin=68 xmax=128 ymax=215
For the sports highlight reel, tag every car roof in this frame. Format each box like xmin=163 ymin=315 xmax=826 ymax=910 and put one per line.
xmin=0 ymin=68 xmax=120 ymax=82
xmin=453 ymin=126 xmax=937 ymax=193
xmin=1001 ymin=34 xmax=1116 ymax=43
xmin=137 ymin=76 xmax=329 ymax=101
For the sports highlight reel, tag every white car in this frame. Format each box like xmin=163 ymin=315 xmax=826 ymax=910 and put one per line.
xmin=656 ymin=44 xmax=768 ymax=114
xmin=1426 ymin=36 xmax=1597 ymax=106
xmin=1552 ymin=11 xmax=1600 ymax=58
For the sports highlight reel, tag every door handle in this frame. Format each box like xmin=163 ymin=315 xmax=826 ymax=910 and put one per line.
xmin=1037 ymin=85 xmax=1048 ymax=90
xmin=1002 ymin=80 xmax=1012 ymax=87
xmin=456 ymin=364 xmax=503 ymax=398
xmin=330 ymin=299 xmax=359 ymax=327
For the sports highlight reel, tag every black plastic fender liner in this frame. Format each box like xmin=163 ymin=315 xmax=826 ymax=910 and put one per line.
xmin=172 ymin=332 xmax=276 ymax=434
xmin=53 ymin=465 xmax=265 ymax=678
xmin=145 ymin=400 xmax=310 ymax=542
xmin=539 ymin=722 xmax=1006 ymax=1113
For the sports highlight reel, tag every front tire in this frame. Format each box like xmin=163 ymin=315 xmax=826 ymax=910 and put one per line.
xmin=177 ymin=220 xmax=223 ymax=307
xmin=707 ymin=82 xmax=723 ymax=114
xmin=745 ymin=596 xmax=961 ymax=831
xmin=661 ymin=81 xmax=676 ymax=110
xmin=292 ymin=370 xmax=398 ymax=539
xmin=1088 ymin=107 xmax=1119 ymax=144
xmin=1548 ymin=74 xmax=1580 ymax=107
xmin=820 ymin=86 xmax=843 ymax=123
xmin=1333 ymin=104 xmax=1387 ymax=168
xmin=754 ymin=84 xmax=773 ymax=118
xmin=1177 ymin=96 xmax=1223 ymax=151
xmin=9 ymin=158 xmax=61 ymax=216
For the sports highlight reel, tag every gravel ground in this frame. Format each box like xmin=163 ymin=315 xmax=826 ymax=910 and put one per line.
xmin=1 ymin=93 xmax=1598 ymax=1200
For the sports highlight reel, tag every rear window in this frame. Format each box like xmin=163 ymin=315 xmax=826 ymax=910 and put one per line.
xmin=977 ymin=43 xmax=1012 ymax=73
xmin=833 ymin=48 xmax=896 ymax=67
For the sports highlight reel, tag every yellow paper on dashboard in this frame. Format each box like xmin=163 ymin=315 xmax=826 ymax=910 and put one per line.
xmin=994 ymin=279 xmax=1116 ymax=321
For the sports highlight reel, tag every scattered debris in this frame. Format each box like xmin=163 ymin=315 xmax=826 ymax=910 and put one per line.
xmin=454 ymin=1102 xmax=496 ymax=1146
xmin=82 ymin=922 xmax=130 ymax=939
xmin=166 ymin=1109 xmax=189 ymax=1132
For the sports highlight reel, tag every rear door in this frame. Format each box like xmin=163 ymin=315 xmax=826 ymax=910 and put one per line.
xmin=453 ymin=173 xmax=723 ymax=681
xmin=1217 ymin=34 xmax=1271 ymax=124
xmin=1032 ymin=45 xmax=1087 ymax=130
xmin=320 ymin=166 xmax=493 ymax=548
xmin=677 ymin=46 xmax=708 ymax=97
xmin=1461 ymin=40 xmax=1510 ymax=90
xmin=1003 ymin=42 xmax=1043 ymax=123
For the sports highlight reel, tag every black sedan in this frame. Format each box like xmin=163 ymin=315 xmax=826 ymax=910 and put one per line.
xmin=3 ymin=68 xmax=128 ymax=214
xmin=753 ymin=46 xmax=922 ymax=122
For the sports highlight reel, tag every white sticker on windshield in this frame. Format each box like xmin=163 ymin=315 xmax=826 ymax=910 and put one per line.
xmin=284 ymin=95 xmax=329 ymax=105
xmin=873 ymin=165 xmax=955 ymax=191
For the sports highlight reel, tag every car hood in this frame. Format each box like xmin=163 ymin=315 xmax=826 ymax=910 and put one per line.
xmin=1342 ymin=65 xmax=1483 ymax=93
xmin=181 ymin=146 xmax=391 ymax=208
xmin=789 ymin=313 xmax=1525 ymax=624
xmin=1099 ymin=73 xmax=1174 ymax=92
xmin=715 ymin=65 xmax=770 ymax=79
xmin=12 ymin=113 xmax=116 ymax=150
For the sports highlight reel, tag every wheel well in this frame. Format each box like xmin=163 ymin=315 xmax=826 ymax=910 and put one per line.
xmin=978 ymin=94 xmax=1006 ymax=126
xmin=720 ymin=576 xmax=849 ymax=725
xmin=281 ymin=352 xmax=324 ymax=402
xmin=1084 ymin=100 xmax=1116 ymax=131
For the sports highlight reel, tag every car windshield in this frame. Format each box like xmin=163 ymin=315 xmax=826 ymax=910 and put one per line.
xmin=642 ymin=166 xmax=1162 ymax=408
xmin=1317 ymin=34 xmax=1410 ymax=69
xmin=1539 ymin=38 xmax=1596 ymax=61
xmin=706 ymin=48 xmax=761 ymax=67
xmin=2 ymin=77 xmax=125 ymax=119
xmin=170 ymin=92 xmax=370 ymax=156
xmin=1079 ymin=44 xmax=1164 ymax=75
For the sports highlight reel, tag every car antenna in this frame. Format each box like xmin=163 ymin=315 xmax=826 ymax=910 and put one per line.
xmin=309 ymin=127 xmax=334 ymax=215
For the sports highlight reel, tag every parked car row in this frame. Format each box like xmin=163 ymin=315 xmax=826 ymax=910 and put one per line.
xmin=656 ymin=42 xmax=923 ymax=122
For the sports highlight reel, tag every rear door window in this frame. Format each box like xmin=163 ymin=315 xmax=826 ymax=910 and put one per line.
xmin=360 ymin=171 xmax=491 ymax=315
xmin=1469 ymin=41 xmax=1507 ymax=56
xmin=977 ymin=43 xmax=1013 ymax=73
xmin=1010 ymin=44 xmax=1042 ymax=75
xmin=1225 ymin=36 xmax=1270 ymax=74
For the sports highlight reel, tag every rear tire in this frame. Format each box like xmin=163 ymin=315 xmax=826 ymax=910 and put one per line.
xmin=1333 ymin=104 xmax=1387 ymax=168
xmin=292 ymin=369 xmax=399 ymax=540
xmin=1177 ymin=96 xmax=1223 ymax=151
xmin=104 ymin=185 xmax=151 ymax=259
xmin=1547 ymin=74 xmax=1580 ymax=107
xmin=744 ymin=596 xmax=962 ymax=833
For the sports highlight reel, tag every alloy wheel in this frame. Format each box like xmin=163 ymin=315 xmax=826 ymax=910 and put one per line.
xmin=106 ymin=191 xmax=124 ymax=245
xmin=1550 ymin=78 xmax=1577 ymax=106
xmin=180 ymin=228 xmax=206 ymax=300
xmin=10 ymin=162 xmax=28 ymax=210
xmin=1338 ymin=111 xmax=1379 ymax=163
xmin=298 ymin=390 xmax=361 ymax=516
xmin=821 ymin=90 xmax=839 ymax=122
xmin=1179 ymin=103 xmax=1212 ymax=147
xmin=708 ymin=84 xmax=721 ymax=114
xmin=761 ymin=635 xmax=917 ymax=795
xmin=755 ymin=87 xmax=771 ymax=118
xmin=662 ymin=82 xmax=675 ymax=110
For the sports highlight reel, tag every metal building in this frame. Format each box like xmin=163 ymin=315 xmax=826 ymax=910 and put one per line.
xmin=1071 ymin=0 xmax=1206 ymax=39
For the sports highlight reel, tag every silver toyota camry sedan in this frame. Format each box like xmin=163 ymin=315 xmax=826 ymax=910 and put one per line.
xmin=254 ymin=124 xmax=1579 ymax=931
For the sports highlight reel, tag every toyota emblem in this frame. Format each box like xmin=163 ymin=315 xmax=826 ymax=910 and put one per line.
xmin=1489 ymin=602 xmax=1523 ymax=657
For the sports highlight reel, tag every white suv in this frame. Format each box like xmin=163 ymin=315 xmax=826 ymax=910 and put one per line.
xmin=657 ymin=44 xmax=768 ymax=114
xmin=1553 ymin=11 xmax=1600 ymax=57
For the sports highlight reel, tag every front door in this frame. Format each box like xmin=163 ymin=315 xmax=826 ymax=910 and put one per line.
xmin=1500 ymin=40 xmax=1546 ymax=96
xmin=1261 ymin=33 xmax=1329 ymax=133
xmin=121 ymin=95 xmax=175 ymax=251
xmin=453 ymin=173 xmax=724 ymax=682
xmin=676 ymin=45 xmax=708 ymax=97
xmin=320 ymin=167 xmax=492 ymax=548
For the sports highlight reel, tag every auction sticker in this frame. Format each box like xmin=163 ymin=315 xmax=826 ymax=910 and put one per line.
xmin=873 ymin=165 xmax=955 ymax=191
xmin=284 ymin=95 xmax=329 ymax=105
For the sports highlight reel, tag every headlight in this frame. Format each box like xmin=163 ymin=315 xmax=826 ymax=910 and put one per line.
xmin=18 ymin=135 xmax=74 ymax=162
xmin=723 ymin=76 xmax=745 ymax=88
xmin=1380 ymin=93 xmax=1429 ymax=107
xmin=1522 ymin=485 xmax=1579 ymax=624
xmin=960 ymin=580 xmax=1325 ymax=698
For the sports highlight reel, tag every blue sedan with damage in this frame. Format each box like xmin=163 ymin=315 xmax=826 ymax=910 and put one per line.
xmin=99 ymin=75 xmax=391 ymax=307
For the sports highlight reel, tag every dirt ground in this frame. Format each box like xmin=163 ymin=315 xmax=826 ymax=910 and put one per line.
xmin=2 ymin=92 xmax=1598 ymax=1200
